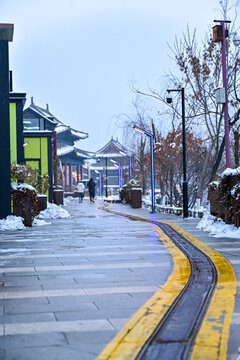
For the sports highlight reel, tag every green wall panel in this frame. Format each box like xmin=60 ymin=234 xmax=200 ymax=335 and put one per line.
xmin=24 ymin=134 xmax=52 ymax=202
xmin=24 ymin=137 xmax=40 ymax=158
xmin=9 ymin=103 xmax=17 ymax=164
xmin=40 ymin=137 xmax=48 ymax=175
xmin=26 ymin=160 xmax=39 ymax=171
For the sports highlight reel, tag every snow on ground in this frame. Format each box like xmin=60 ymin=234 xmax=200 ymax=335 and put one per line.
xmin=37 ymin=203 xmax=70 ymax=219
xmin=0 ymin=203 xmax=70 ymax=232
xmin=197 ymin=212 xmax=240 ymax=238
xmin=63 ymin=196 xmax=77 ymax=205
xmin=0 ymin=216 xmax=25 ymax=231
xmin=103 ymin=195 xmax=119 ymax=201
xmin=0 ymin=215 xmax=49 ymax=231
xmin=32 ymin=218 xmax=49 ymax=226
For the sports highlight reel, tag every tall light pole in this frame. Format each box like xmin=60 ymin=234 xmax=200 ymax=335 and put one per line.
xmin=119 ymin=151 xmax=132 ymax=180
xmin=97 ymin=156 xmax=108 ymax=197
xmin=133 ymin=125 xmax=155 ymax=213
xmin=110 ymin=159 xmax=123 ymax=189
xmin=166 ymin=88 xmax=188 ymax=218
xmin=213 ymin=20 xmax=231 ymax=167
xmin=94 ymin=170 xmax=102 ymax=196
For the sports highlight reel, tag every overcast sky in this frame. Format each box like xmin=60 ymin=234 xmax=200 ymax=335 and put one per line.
xmin=0 ymin=0 xmax=229 ymax=151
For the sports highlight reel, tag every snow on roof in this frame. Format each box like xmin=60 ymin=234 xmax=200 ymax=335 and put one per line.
xmin=75 ymin=149 xmax=89 ymax=158
xmin=55 ymin=125 xmax=68 ymax=134
xmin=57 ymin=145 xmax=90 ymax=159
xmin=221 ymin=167 xmax=240 ymax=177
xmin=29 ymin=105 xmax=59 ymax=124
xmin=55 ymin=124 xmax=88 ymax=139
xmin=71 ymin=129 xmax=88 ymax=138
xmin=95 ymin=153 xmax=123 ymax=158
xmin=57 ymin=145 xmax=74 ymax=156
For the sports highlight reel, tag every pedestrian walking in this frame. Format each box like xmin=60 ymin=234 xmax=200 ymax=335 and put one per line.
xmin=87 ymin=177 xmax=96 ymax=202
xmin=77 ymin=181 xmax=85 ymax=203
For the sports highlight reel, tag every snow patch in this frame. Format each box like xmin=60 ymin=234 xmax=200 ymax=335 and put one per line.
xmin=197 ymin=212 xmax=240 ymax=238
xmin=0 ymin=216 xmax=25 ymax=231
xmin=32 ymin=218 xmax=49 ymax=226
xmin=221 ymin=166 xmax=240 ymax=177
xmin=37 ymin=203 xmax=70 ymax=219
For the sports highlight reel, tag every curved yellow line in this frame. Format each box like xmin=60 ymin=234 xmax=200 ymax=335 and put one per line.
xmin=97 ymin=206 xmax=237 ymax=359
xmin=168 ymin=223 xmax=237 ymax=360
xmin=96 ymin=222 xmax=191 ymax=359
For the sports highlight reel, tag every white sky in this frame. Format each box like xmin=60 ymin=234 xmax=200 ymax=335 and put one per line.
xmin=0 ymin=0 xmax=230 ymax=151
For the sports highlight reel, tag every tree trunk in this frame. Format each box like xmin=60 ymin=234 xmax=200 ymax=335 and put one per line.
xmin=210 ymin=136 xmax=225 ymax=182
xmin=197 ymin=144 xmax=213 ymax=197
xmin=234 ymin=130 xmax=239 ymax=168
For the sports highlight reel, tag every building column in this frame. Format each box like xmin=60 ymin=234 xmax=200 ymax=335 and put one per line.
xmin=77 ymin=165 xmax=79 ymax=183
xmin=64 ymin=163 xmax=67 ymax=189
xmin=69 ymin=164 xmax=72 ymax=190
xmin=80 ymin=164 xmax=83 ymax=180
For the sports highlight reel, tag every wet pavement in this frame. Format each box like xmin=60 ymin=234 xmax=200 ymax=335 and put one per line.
xmin=0 ymin=198 xmax=239 ymax=359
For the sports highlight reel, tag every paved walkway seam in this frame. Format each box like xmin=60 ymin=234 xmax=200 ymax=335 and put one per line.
xmin=96 ymin=223 xmax=191 ymax=359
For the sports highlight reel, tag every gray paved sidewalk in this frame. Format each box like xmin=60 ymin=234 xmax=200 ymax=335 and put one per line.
xmin=0 ymin=198 xmax=173 ymax=360
xmin=0 ymin=198 xmax=240 ymax=359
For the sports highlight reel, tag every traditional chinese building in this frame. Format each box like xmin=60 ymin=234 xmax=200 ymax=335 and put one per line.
xmin=87 ymin=137 xmax=132 ymax=196
xmin=23 ymin=97 xmax=90 ymax=192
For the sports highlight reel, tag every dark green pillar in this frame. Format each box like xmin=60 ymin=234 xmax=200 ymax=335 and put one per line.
xmin=0 ymin=24 xmax=14 ymax=219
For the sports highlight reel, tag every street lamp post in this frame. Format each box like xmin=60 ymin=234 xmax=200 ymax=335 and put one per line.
xmin=119 ymin=151 xmax=132 ymax=180
xmin=213 ymin=20 xmax=231 ymax=167
xmin=110 ymin=159 xmax=123 ymax=189
xmin=94 ymin=170 xmax=102 ymax=196
xmin=97 ymin=156 xmax=108 ymax=197
xmin=133 ymin=125 xmax=155 ymax=213
xmin=166 ymin=88 xmax=188 ymax=218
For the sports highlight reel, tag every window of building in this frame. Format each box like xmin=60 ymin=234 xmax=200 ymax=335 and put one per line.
xmin=23 ymin=117 xmax=45 ymax=130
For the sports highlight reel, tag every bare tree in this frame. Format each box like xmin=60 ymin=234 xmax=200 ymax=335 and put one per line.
xmin=116 ymin=97 xmax=153 ymax=192
xmin=129 ymin=0 xmax=240 ymax=197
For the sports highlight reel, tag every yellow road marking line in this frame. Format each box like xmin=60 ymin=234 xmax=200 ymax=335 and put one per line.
xmin=96 ymin=223 xmax=191 ymax=359
xmin=167 ymin=223 xmax=237 ymax=360
xmin=98 ymin=206 xmax=237 ymax=359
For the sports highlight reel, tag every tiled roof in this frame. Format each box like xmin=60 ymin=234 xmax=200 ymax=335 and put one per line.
xmin=97 ymin=138 xmax=128 ymax=154
xmin=55 ymin=124 xmax=88 ymax=140
xmin=29 ymin=104 xmax=60 ymax=125
xmin=57 ymin=145 xmax=91 ymax=159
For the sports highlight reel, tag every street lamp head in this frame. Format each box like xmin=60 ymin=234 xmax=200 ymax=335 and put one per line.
xmin=110 ymin=159 xmax=117 ymax=164
xmin=232 ymin=32 xmax=240 ymax=46
xmin=166 ymin=91 xmax=173 ymax=104
xmin=94 ymin=170 xmax=99 ymax=174
xmin=119 ymin=151 xmax=127 ymax=156
xmin=133 ymin=125 xmax=146 ymax=135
